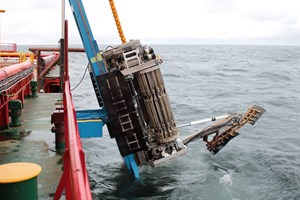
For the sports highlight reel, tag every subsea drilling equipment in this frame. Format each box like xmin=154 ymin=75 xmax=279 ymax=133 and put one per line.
xmin=98 ymin=40 xmax=265 ymax=166
xmin=67 ymin=0 xmax=265 ymax=178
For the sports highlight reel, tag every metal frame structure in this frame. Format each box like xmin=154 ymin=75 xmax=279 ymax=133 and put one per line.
xmin=67 ymin=0 xmax=140 ymax=178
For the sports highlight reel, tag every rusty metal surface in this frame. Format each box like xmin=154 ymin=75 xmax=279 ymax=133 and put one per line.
xmin=205 ymin=105 xmax=266 ymax=154
xmin=39 ymin=56 xmax=60 ymax=78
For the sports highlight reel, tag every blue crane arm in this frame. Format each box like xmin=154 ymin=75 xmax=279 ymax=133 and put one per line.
xmin=67 ymin=0 xmax=108 ymax=120
xmin=68 ymin=0 xmax=107 ymax=109
xmin=68 ymin=0 xmax=106 ymax=77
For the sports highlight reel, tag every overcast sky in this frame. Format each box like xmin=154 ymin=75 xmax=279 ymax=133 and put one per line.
xmin=1 ymin=0 xmax=300 ymax=45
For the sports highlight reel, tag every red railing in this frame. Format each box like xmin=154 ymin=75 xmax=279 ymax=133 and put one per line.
xmin=53 ymin=20 xmax=92 ymax=200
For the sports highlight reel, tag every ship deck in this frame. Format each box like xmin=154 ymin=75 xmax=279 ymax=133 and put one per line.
xmin=0 ymin=93 xmax=63 ymax=198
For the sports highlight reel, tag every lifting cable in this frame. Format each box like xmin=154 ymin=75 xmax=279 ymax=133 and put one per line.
xmin=108 ymin=0 xmax=127 ymax=44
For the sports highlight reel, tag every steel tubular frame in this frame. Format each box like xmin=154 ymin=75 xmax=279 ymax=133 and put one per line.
xmin=54 ymin=20 xmax=92 ymax=200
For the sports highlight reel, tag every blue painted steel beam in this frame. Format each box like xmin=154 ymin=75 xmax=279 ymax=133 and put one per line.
xmin=76 ymin=109 xmax=107 ymax=120
xmin=68 ymin=0 xmax=106 ymax=76
xmin=124 ymin=154 xmax=140 ymax=179
xmin=76 ymin=109 xmax=106 ymax=138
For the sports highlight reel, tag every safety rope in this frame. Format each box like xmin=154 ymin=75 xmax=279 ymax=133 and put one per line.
xmin=108 ymin=0 xmax=126 ymax=43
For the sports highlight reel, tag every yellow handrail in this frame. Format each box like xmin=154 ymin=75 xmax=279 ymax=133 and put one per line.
xmin=0 ymin=52 xmax=34 ymax=63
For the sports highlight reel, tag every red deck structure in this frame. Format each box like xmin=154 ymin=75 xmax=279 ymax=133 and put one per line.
xmin=53 ymin=20 xmax=92 ymax=200
xmin=0 ymin=61 xmax=33 ymax=129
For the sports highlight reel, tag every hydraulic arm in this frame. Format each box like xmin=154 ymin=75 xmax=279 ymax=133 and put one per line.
xmin=182 ymin=105 xmax=265 ymax=154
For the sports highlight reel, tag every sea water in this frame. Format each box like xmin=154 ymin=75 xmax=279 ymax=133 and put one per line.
xmin=64 ymin=45 xmax=300 ymax=199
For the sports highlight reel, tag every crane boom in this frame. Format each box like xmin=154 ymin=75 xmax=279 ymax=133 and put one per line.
xmin=68 ymin=0 xmax=106 ymax=107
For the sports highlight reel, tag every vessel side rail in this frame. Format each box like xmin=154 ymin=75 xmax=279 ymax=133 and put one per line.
xmin=54 ymin=20 xmax=92 ymax=200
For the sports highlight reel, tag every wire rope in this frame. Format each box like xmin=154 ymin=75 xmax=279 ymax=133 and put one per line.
xmin=71 ymin=63 xmax=89 ymax=91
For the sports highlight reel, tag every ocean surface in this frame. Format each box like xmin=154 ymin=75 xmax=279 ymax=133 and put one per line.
xmin=60 ymin=45 xmax=300 ymax=199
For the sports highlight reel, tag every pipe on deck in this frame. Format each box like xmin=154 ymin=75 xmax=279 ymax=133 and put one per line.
xmin=39 ymin=56 xmax=60 ymax=78
xmin=29 ymin=47 xmax=85 ymax=52
xmin=41 ymin=54 xmax=59 ymax=67
xmin=0 ymin=61 xmax=32 ymax=81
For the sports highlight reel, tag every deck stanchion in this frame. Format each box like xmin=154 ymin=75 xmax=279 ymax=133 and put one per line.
xmin=51 ymin=105 xmax=65 ymax=152
xmin=30 ymin=81 xmax=38 ymax=97
xmin=0 ymin=162 xmax=42 ymax=200
xmin=9 ymin=99 xmax=22 ymax=127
